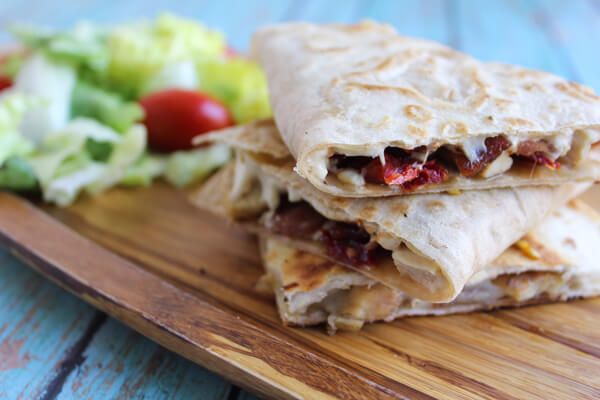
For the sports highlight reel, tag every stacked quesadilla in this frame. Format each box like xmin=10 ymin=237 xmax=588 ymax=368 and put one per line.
xmin=191 ymin=21 xmax=600 ymax=332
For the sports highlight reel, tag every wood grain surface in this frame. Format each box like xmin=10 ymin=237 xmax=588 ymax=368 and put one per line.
xmin=0 ymin=182 xmax=598 ymax=399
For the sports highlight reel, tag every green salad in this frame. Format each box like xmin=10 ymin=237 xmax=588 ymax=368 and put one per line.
xmin=0 ymin=14 xmax=271 ymax=206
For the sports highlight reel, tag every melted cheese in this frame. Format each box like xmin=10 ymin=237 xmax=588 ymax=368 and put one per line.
xmin=230 ymin=154 xmax=285 ymax=210
xmin=338 ymin=169 xmax=366 ymax=186
xmin=460 ymin=136 xmax=488 ymax=162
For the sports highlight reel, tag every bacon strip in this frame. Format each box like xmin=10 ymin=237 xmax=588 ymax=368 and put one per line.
xmin=270 ymin=200 xmax=379 ymax=267
xmin=321 ymin=222 xmax=377 ymax=268
xmin=270 ymin=200 xmax=325 ymax=239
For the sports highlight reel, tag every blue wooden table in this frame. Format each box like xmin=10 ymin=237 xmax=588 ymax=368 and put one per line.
xmin=0 ymin=1 xmax=599 ymax=398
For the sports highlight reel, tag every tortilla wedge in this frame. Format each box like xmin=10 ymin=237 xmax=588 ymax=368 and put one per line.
xmin=259 ymin=200 xmax=600 ymax=332
xmin=250 ymin=21 xmax=600 ymax=197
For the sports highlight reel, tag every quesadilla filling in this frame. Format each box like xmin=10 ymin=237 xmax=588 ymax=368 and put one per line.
xmin=329 ymin=135 xmax=564 ymax=191
xmin=268 ymin=197 xmax=383 ymax=268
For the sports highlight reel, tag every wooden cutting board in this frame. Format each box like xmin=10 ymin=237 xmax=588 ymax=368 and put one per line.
xmin=0 ymin=183 xmax=599 ymax=400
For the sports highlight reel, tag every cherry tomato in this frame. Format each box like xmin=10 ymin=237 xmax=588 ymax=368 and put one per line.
xmin=139 ymin=89 xmax=234 ymax=152
xmin=0 ymin=76 xmax=12 ymax=92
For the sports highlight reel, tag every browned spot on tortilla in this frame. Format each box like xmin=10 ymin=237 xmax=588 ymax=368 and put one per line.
xmin=404 ymin=105 xmax=432 ymax=122
xmin=330 ymin=197 xmax=350 ymax=208
xmin=562 ymin=237 xmax=577 ymax=249
xmin=390 ymin=202 xmax=409 ymax=216
xmin=441 ymin=121 xmax=468 ymax=136
xmin=523 ymin=82 xmax=544 ymax=91
xmin=426 ymin=200 xmax=446 ymax=209
xmin=283 ymin=250 xmax=341 ymax=292
xmin=517 ymin=234 xmax=565 ymax=266
xmin=407 ymin=125 xmax=426 ymax=137
xmin=516 ymin=70 xmax=548 ymax=79
xmin=337 ymin=21 xmax=388 ymax=33
xmin=359 ymin=205 xmax=377 ymax=220
xmin=555 ymin=81 xmax=600 ymax=101
xmin=343 ymin=82 xmax=429 ymax=102
xmin=504 ymin=117 xmax=535 ymax=127
xmin=470 ymin=93 xmax=490 ymax=109
xmin=373 ymin=55 xmax=397 ymax=72
xmin=494 ymin=98 xmax=514 ymax=109
xmin=353 ymin=58 xmax=375 ymax=68
xmin=371 ymin=115 xmax=391 ymax=129
xmin=472 ymin=71 xmax=490 ymax=90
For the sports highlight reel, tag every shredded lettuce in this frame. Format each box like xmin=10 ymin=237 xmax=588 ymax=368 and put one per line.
xmin=141 ymin=60 xmax=199 ymax=95
xmin=198 ymin=57 xmax=271 ymax=123
xmin=26 ymin=118 xmax=145 ymax=205
xmin=120 ymin=153 xmax=166 ymax=187
xmin=87 ymin=124 xmax=146 ymax=195
xmin=0 ymin=92 xmax=38 ymax=166
xmin=26 ymin=119 xmax=102 ymax=185
xmin=71 ymin=81 xmax=143 ymax=133
xmin=164 ymin=143 xmax=230 ymax=187
xmin=13 ymin=53 xmax=76 ymax=144
xmin=45 ymin=162 xmax=105 ymax=206
xmin=106 ymin=14 xmax=225 ymax=98
xmin=9 ymin=21 xmax=108 ymax=72
xmin=0 ymin=156 xmax=38 ymax=191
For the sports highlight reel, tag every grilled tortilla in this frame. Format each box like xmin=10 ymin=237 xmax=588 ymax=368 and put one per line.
xmin=191 ymin=122 xmax=595 ymax=302
xmin=250 ymin=21 xmax=600 ymax=197
xmin=259 ymin=200 xmax=600 ymax=332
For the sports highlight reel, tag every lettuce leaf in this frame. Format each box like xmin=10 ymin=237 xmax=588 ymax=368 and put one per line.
xmin=0 ymin=156 xmax=38 ymax=191
xmin=26 ymin=119 xmax=148 ymax=205
xmin=13 ymin=53 xmax=76 ymax=144
xmin=71 ymin=80 xmax=143 ymax=132
xmin=9 ymin=21 xmax=108 ymax=72
xmin=141 ymin=60 xmax=198 ymax=95
xmin=45 ymin=162 xmax=105 ymax=206
xmin=87 ymin=124 xmax=146 ymax=194
xmin=120 ymin=153 xmax=166 ymax=187
xmin=198 ymin=57 xmax=271 ymax=123
xmin=164 ymin=143 xmax=230 ymax=187
xmin=0 ymin=92 xmax=38 ymax=165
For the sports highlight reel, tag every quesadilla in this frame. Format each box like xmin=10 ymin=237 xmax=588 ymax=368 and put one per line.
xmin=260 ymin=200 xmax=600 ymax=332
xmin=191 ymin=121 xmax=595 ymax=302
xmin=251 ymin=21 xmax=600 ymax=197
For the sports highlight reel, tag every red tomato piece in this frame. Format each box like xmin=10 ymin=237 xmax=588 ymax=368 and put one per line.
xmin=139 ymin=89 xmax=234 ymax=152
xmin=363 ymin=153 xmax=448 ymax=192
xmin=530 ymin=152 xmax=561 ymax=170
xmin=0 ymin=76 xmax=12 ymax=92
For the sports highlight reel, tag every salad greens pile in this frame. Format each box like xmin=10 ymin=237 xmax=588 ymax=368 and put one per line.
xmin=0 ymin=14 xmax=272 ymax=206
